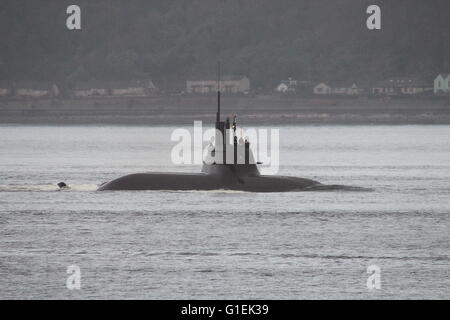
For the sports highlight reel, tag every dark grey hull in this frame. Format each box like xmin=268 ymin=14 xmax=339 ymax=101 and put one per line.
xmin=97 ymin=172 xmax=321 ymax=192
xmin=97 ymin=164 xmax=371 ymax=192
xmin=97 ymin=163 xmax=325 ymax=192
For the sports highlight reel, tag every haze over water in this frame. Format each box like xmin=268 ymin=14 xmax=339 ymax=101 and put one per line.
xmin=0 ymin=125 xmax=449 ymax=299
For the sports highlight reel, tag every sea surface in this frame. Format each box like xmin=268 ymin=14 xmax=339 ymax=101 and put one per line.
xmin=0 ymin=125 xmax=449 ymax=299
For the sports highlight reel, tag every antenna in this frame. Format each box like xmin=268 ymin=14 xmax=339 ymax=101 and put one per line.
xmin=217 ymin=61 xmax=221 ymax=122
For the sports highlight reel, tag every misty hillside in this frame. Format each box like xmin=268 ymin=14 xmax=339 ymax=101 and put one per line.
xmin=0 ymin=0 xmax=449 ymax=90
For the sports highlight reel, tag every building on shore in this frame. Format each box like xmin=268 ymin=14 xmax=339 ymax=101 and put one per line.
xmin=371 ymin=78 xmax=432 ymax=95
xmin=13 ymin=81 xmax=59 ymax=98
xmin=0 ymin=82 xmax=12 ymax=97
xmin=276 ymin=79 xmax=314 ymax=95
xmin=107 ymin=80 xmax=157 ymax=96
xmin=434 ymin=74 xmax=450 ymax=94
xmin=313 ymin=81 xmax=360 ymax=96
xmin=73 ymin=80 xmax=157 ymax=97
xmin=275 ymin=78 xmax=298 ymax=93
xmin=186 ymin=76 xmax=250 ymax=94
xmin=74 ymin=81 xmax=108 ymax=97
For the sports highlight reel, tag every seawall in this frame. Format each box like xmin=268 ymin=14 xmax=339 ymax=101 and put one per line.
xmin=1 ymin=95 xmax=449 ymax=125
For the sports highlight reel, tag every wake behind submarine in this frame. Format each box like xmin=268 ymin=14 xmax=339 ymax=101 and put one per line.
xmin=98 ymin=77 xmax=367 ymax=192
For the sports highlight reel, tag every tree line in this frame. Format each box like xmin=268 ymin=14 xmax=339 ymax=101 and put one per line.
xmin=0 ymin=0 xmax=448 ymax=91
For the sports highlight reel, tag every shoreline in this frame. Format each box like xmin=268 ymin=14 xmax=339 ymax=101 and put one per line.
xmin=1 ymin=95 xmax=449 ymax=125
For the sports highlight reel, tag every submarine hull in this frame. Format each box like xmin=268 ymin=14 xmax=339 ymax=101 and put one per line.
xmin=97 ymin=168 xmax=321 ymax=192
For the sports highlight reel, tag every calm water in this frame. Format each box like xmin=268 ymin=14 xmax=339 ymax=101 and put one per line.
xmin=0 ymin=125 xmax=449 ymax=299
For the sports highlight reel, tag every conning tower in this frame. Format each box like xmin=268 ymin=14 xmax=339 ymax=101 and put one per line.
xmin=202 ymin=63 xmax=259 ymax=177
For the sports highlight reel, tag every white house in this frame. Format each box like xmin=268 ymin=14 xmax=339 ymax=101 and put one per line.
xmin=275 ymin=78 xmax=297 ymax=93
xmin=275 ymin=83 xmax=289 ymax=93
xmin=434 ymin=74 xmax=450 ymax=94
xmin=313 ymin=83 xmax=331 ymax=95
xmin=313 ymin=81 xmax=359 ymax=95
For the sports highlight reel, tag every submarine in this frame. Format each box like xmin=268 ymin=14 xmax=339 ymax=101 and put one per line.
xmin=98 ymin=70 xmax=363 ymax=192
